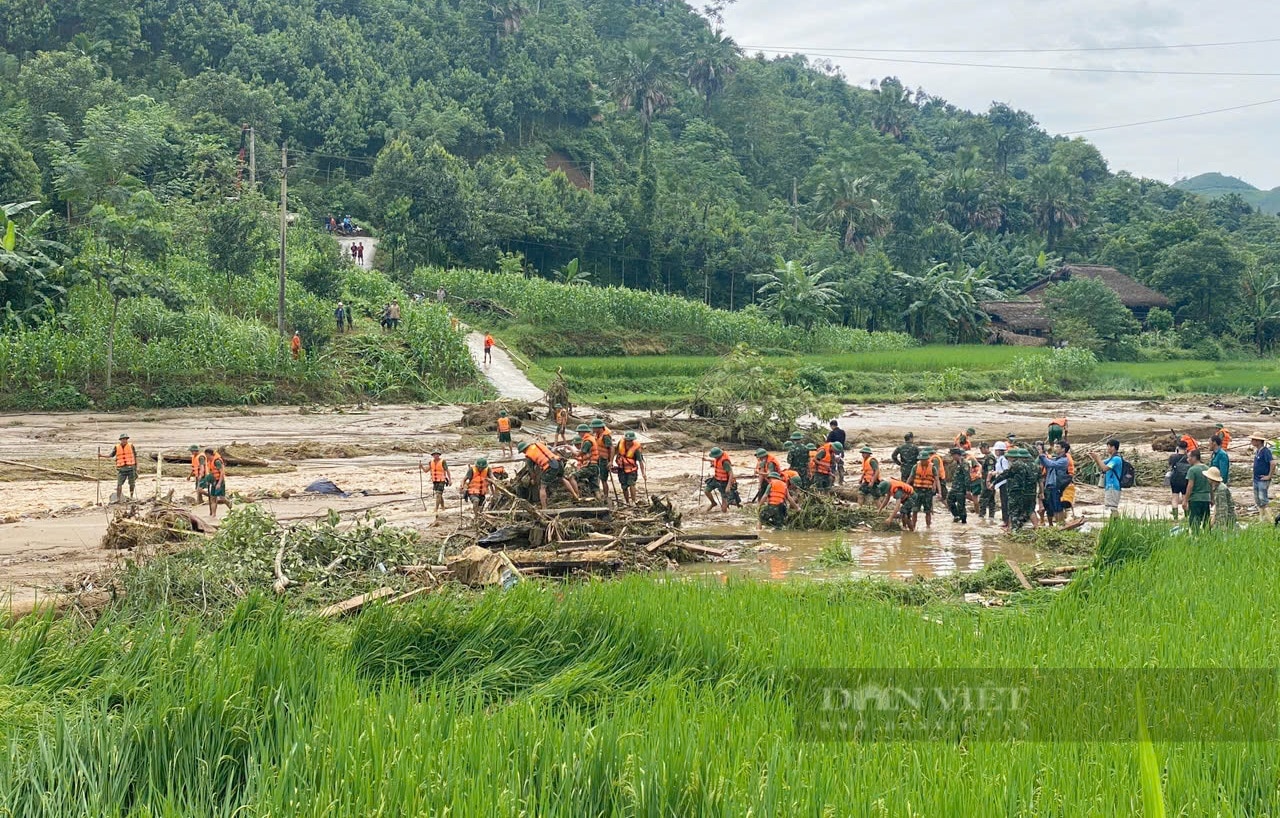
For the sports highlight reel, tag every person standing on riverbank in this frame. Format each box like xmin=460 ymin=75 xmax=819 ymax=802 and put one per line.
xmin=1251 ymin=433 xmax=1273 ymax=513
xmin=496 ymin=410 xmax=513 ymax=459
xmin=1088 ymin=439 xmax=1125 ymax=518
xmin=1184 ymin=449 xmax=1211 ymax=532
xmin=99 ymin=434 xmax=137 ymax=502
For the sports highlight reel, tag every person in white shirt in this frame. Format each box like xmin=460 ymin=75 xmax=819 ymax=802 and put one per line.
xmin=992 ymin=441 xmax=1011 ymax=527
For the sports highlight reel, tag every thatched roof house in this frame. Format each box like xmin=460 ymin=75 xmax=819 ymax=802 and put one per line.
xmin=981 ymin=264 xmax=1170 ymax=342
xmin=1021 ymin=264 xmax=1170 ymax=319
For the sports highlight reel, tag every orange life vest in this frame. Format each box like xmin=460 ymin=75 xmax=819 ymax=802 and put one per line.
xmin=954 ymin=433 xmax=971 ymax=451
xmin=1181 ymin=434 xmax=1199 ymax=453
xmin=713 ymin=453 xmax=732 ymax=482
xmin=484 ymin=335 xmax=494 ymax=348
xmin=593 ymin=427 xmax=614 ymax=462
xmin=467 ymin=466 xmax=490 ymax=495
xmin=290 ymin=335 xmax=301 ymax=353
xmin=429 ymin=459 xmax=449 ymax=482
xmin=555 ymin=408 xmax=569 ymax=426
xmin=813 ymin=443 xmax=836 ymax=475
xmin=1219 ymin=429 xmax=1232 ymax=448
xmin=191 ymin=452 xmax=206 ymax=478
xmin=888 ymin=478 xmax=914 ymax=499
xmin=860 ymin=456 xmax=879 ymax=484
xmin=115 ymin=442 xmax=136 ymax=468
xmin=931 ymin=454 xmax=947 ymax=481
xmin=525 ymin=442 xmax=555 ymax=470
xmin=766 ymin=476 xmax=789 ymax=505
xmin=808 ymin=451 xmax=817 ymax=473
xmin=968 ymin=457 xmax=981 ymax=482
xmin=911 ymin=457 xmax=937 ymax=490
xmin=782 ymin=468 xmax=800 ymax=483
xmin=209 ymin=456 xmax=225 ymax=482
xmin=497 ymin=417 xmax=511 ymax=433
xmin=1050 ymin=418 xmax=1068 ymax=430
xmin=581 ymin=435 xmax=599 ymax=465
xmin=1066 ymin=453 xmax=1076 ymax=477
xmin=616 ymin=439 xmax=642 ymax=473
xmin=756 ymin=454 xmax=781 ymax=478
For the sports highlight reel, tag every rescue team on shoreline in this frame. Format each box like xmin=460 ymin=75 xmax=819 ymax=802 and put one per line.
xmin=103 ymin=416 xmax=1275 ymax=531
xmin=425 ymin=414 xmax=1273 ymax=533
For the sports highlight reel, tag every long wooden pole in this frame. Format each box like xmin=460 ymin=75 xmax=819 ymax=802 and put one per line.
xmin=277 ymin=143 xmax=288 ymax=336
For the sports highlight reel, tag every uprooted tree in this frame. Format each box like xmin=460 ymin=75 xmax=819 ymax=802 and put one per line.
xmin=691 ymin=346 xmax=840 ymax=447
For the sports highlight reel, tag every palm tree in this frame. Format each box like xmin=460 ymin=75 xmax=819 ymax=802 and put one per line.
xmin=1026 ymin=163 xmax=1084 ymax=249
xmin=749 ymin=257 xmax=841 ymax=329
xmin=613 ymin=39 xmax=674 ymax=143
xmin=813 ymin=174 xmax=891 ymax=253
xmin=490 ymin=0 xmax=529 ymax=36
xmin=871 ymin=77 xmax=912 ymax=141
xmin=686 ymin=30 xmax=740 ymax=114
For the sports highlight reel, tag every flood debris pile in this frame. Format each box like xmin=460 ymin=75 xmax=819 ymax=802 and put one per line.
xmin=443 ymin=494 xmax=736 ymax=584
xmin=460 ymin=400 xmax=537 ymax=429
xmin=115 ymin=505 xmax=430 ymax=611
xmin=101 ymin=502 xmax=214 ymax=550
xmin=788 ymin=492 xmax=888 ymax=531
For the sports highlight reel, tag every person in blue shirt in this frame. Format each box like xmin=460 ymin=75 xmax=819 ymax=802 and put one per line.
xmin=1088 ymin=439 xmax=1124 ymax=517
xmin=1251 ymin=432 xmax=1274 ymax=512
xmin=1037 ymin=440 xmax=1071 ymax=525
xmin=1209 ymin=435 xmax=1230 ymax=486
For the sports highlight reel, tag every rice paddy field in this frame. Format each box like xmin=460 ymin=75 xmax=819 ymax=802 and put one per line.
xmin=536 ymin=347 xmax=1280 ymax=407
xmin=2 ymin=521 xmax=1277 ymax=816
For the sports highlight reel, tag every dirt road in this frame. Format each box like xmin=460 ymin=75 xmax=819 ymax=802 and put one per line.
xmin=336 ymin=236 xmax=377 ymax=270
xmin=1 ymin=396 xmax=1272 ymax=613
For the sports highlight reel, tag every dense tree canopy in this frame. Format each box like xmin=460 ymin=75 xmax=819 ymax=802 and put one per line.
xmin=4 ymin=0 xmax=1280 ymax=350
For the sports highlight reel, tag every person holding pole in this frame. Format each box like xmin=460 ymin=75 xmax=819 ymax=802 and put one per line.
xmin=99 ymin=434 xmax=137 ymax=502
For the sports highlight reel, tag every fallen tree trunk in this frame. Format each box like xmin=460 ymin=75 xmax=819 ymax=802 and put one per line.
xmin=318 ymin=587 xmax=396 ymax=618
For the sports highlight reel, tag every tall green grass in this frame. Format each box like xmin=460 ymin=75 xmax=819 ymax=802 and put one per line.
xmin=411 ymin=266 xmax=916 ymax=355
xmin=1 ymin=522 xmax=1277 ymax=815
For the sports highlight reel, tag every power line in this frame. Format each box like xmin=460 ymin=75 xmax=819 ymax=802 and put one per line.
xmin=739 ymin=37 xmax=1280 ymax=55
xmin=1065 ymin=96 xmax=1280 ymax=134
xmin=744 ymin=48 xmax=1280 ymax=77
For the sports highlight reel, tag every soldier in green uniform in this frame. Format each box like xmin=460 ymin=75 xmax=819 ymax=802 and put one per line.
xmin=786 ymin=431 xmax=810 ymax=487
xmin=978 ymin=442 xmax=997 ymax=519
xmin=946 ymin=448 xmax=969 ymax=523
xmin=1002 ymin=448 xmax=1040 ymax=531
xmin=891 ymin=432 xmax=919 ymax=480
xmin=574 ymin=424 xmax=600 ymax=497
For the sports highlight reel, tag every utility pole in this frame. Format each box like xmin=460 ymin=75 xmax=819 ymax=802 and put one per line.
xmin=588 ymin=161 xmax=595 ymax=193
xmin=792 ymin=177 xmax=799 ymax=232
xmin=278 ymin=143 xmax=288 ymax=336
xmin=248 ymin=127 xmax=256 ymax=188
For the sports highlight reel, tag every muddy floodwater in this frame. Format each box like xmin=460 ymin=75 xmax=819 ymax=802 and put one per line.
xmin=678 ymin=518 xmax=1044 ymax=582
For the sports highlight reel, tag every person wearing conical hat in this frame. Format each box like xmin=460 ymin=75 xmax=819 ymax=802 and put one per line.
xmin=1205 ymin=467 xmax=1236 ymax=530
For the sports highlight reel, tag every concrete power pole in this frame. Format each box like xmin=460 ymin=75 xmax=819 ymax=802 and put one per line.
xmin=278 ymin=143 xmax=288 ymax=336
xmin=248 ymin=127 xmax=256 ymax=188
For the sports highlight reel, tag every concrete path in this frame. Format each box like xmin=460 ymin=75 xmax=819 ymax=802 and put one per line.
xmin=466 ymin=332 xmax=545 ymax=402
xmin=337 ymin=236 xmax=378 ymax=270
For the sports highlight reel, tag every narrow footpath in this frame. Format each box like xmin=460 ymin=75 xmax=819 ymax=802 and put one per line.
xmin=466 ymin=332 xmax=545 ymax=402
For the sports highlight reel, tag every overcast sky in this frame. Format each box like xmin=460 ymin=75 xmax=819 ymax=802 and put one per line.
xmin=720 ymin=0 xmax=1280 ymax=189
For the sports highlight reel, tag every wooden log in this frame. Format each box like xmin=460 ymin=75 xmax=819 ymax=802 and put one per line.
xmin=643 ymin=532 xmax=677 ymax=553
xmin=675 ymin=541 xmax=729 ymax=558
xmin=318 ymin=586 xmax=396 ymax=618
xmin=543 ymin=507 xmax=612 ymax=518
xmin=677 ymin=532 xmax=760 ymax=542
xmin=504 ymin=549 xmax=624 ymax=570
xmin=1005 ymin=558 xmax=1033 ymax=590
xmin=388 ymin=586 xmax=433 ymax=605
xmin=0 ymin=457 xmax=94 ymax=481
xmin=1037 ymin=576 xmax=1073 ymax=586
xmin=150 ymin=451 xmax=271 ymax=468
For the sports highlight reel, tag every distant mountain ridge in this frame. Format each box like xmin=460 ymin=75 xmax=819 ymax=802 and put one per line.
xmin=1175 ymin=172 xmax=1280 ymax=215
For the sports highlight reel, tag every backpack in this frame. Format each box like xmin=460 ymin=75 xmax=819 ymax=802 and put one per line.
xmin=1120 ymin=459 xmax=1136 ymax=489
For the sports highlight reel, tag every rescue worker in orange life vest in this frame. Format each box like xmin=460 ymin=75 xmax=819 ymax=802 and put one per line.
xmin=615 ymin=431 xmax=646 ymax=506
xmin=857 ymin=445 xmax=882 ymax=502
xmin=461 ymin=457 xmax=491 ymax=519
xmin=189 ymin=444 xmax=208 ymax=503
xmin=100 ymin=433 xmax=138 ymax=501
xmin=496 ymin=409 xmax=514 ymax=459
xmin=905 ymin=446 xmax=946 ymax=530
xmin=759 ymin=468 xmax=796 ymax=530
xmin=703 ymin=447 xmax=736 ymax=513
xmin=421 ymin=450 xmax=452 ymax=512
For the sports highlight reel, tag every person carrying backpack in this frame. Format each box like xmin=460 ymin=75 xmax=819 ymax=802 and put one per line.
xmin=1089 ymin=439 xmax=1126 ymax=517
xmin=1166 ymin=441 xmax=1191 ymax=520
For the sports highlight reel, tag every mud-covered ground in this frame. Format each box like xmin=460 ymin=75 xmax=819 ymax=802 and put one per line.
xmin=1 ymin=397 xmax=1272 ymax=613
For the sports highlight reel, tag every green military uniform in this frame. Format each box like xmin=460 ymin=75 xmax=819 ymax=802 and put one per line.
xmin=575 ymin=425 xmax=599 ymax=493
xmin=946 ymin=451 xmax=968 ymax=523
xmin=1005 ymin=449 xmax=1039 ymax=530
xmin=891 ymin=436 xmax=919 ymax=481
xmin=786 ymin=432 xmax=810 ymax=487
xmin=905 ymin=447 xmax=940 ymax=516
xmin=979 ymin=451 xmax=997 ymax=518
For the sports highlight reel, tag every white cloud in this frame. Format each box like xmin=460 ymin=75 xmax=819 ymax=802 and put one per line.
xmin=720 ymin=0 xmax=1280 ymax=188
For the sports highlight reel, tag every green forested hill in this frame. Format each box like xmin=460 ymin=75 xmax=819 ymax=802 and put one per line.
xmin=1174 ymin=173 xmax=1280 ymax=216
xmin=3 ymin=0 xmax=1280 ymax=358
